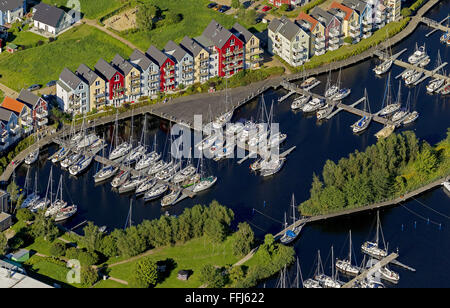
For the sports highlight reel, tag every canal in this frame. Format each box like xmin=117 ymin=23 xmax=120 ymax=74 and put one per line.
xmin=14 ymin=0 xmax=450 ymax=288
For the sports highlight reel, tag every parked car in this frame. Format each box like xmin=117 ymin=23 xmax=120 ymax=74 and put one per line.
xmin=46 ymin=80 xmax=57 ymax=87
xmin=207 ymin=2 xmax=217 ymax=9
xmin=219 ymin=5 xmax=230 ymax=13
xmin=262 ymin=5 xmax=272 ymax=12
xmin=27 ymin=84 xmax=41 ymax=91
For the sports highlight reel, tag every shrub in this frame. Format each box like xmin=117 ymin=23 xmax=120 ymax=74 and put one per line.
xmin=401 ymin=8 xmax=412 ymax=17
xmin=81 ymin=266 xmax=98 ymax=287
xmin=78 ymin=250 xmax=99 ymax=266
xmin=49 ymin=242 xmax=66 ymax=257
xmin=16 ymin=208 xmax=34 ymax=222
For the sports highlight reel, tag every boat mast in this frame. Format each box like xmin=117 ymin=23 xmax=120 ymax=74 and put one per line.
xmin=376 ymin=211 xmax=380 ymax=246
xmin=396 ymin=80 xmax=402 ymax=106
xmin=349 ymin=230 xmax=352 ymax=264
xmin=291 ymin=193 xmax=296 ymax=231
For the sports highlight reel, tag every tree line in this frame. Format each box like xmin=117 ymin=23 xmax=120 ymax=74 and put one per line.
xmin=301 ymin=129 xmax=450 ymax=216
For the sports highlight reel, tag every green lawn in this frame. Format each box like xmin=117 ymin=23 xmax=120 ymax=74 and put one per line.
xmin=42 ymin=0 xmax=122 ymax=19
xmin=25 ymin=237 xmax=54 ymax=256
xmin=118 ymin=0 xmax=258 ymax=50
xmin=24 ymin=255 xmax=80 ymax=288
xmin=7 ymin=30 xmax=45 ymax=48
xmin=0 ymin=24 xmax=132 ymax=91
xmin=106 ymin=235 xmax=240 ymax=288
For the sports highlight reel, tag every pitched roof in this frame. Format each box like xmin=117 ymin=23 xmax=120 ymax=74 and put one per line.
xmin=17 ymin=89 xmax=41 ymax=109
xmin=231 ymin=22 xmax=254 ymax=44
xmin=164 ymin=40 xmax=189 ymax=62
xmin=330 ymin=1 xmax=354 ymax=21
xmin=1 ymin=97 xmax=25 ymax=114
xmin=0 ymin=0 xmax=23 ymax=12
xmin=272 ymin=16 xmax=304 ymax=41
xmin=201 ymin=19 xmax=234 ymax=49
xmin=268 ymin=18 xmax=283 ymax=33
xmin=76 ymin=63 xmax=101 ymax=86
xmin=59 ymin=67 xmax=83 ymax=90
xmin=129 ymin=49 xmax=154 ymax=71
xmin=180 ymin=36 xmax=208 ymax=58
xmin=111 ymin=54 xmax=134 ymax=76
xmin=310 ymin=6 xmax=336 ymax=27
xmin=296 ymin=12 xmax=320 ymax=32
xmin=95 ymin=58 xmax=119 ymax=80
xmin=146 ymin=45 xmax=169 ymax=66
xmin=32 ymin=3 xmax=65 ymax=28
xmin=342 ymin=0 xmax=368 ymax=15
xmin=0 ymin=107 xmax=15 ymax=123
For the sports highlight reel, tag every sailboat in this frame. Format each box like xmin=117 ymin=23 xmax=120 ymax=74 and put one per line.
xmin=25 ymin=132 xmax=39 ymax=165
xmin=280 ymin=194 xmax=304 ymax=244
xmin=21 ymin=172 xmax=41 ymax=209
xmin=374 ymin=41 xmax=393 ymax=75
xmin=122 ymin=111 xmax=146 ymax=166
xmin=361 ymin=211 xmax=388 ymax=259
xmin=315 ymin=247 xmax=343 ymax=288
xmin=324 ymin=69 xmax=339 ymax=99
xmin=135 ymin=134 xmax=161 ymax=171
xmin=378 ymin=265 xmax=400 ymax=284
xmin=391 ymin=84 xmax=409 ymax=123
xmin=45 ymin=175 xmax=67 ymax=217
xmin=160 ymin=187 xmax=182 ymax=207
xmin=94 ymin=133 xmax=119 ymax=183
xmin=30 ymin=166 xmax=53 ymax=212
xmin=335 ymin=230 xmax=360 ymax=276
xmin=135 ymin=177 xmax=156 ymax=196
xmin=401 ymin=91 xmax=419 ymax=125
xmin=426 ymin=52 xmax=445 ymax=93
xmin=351 ymin=89 xmax=372 ymax=133
xmin=378 ymin=73 xmax=400 ymax=116
xmin=143 ymin=183 xmax=169 ymax=202
xmin=109 ymin=111 xmax=131 ymax=161
xmin=212 ymin=79 xmax=234 ymax=129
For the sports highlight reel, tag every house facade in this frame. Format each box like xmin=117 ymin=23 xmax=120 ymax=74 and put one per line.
xmin=32 ymin=3 xmax=73 ymax=36
xmin=329 ymin=2 xmax=360 ymax=42
xmin=57 ymin=67 xmax=89 ymax=114
xmin=1 ymin=96 xmax=29 ymax=132
xmin=310 ymin=7 xmax=342 ymax=52
xmin=231 ymin=23 xmax=263 ymax=70
xmin=147 ymin=45 xmax=176 ymax=93
xmin=296 ymin=12 xmax=326 ymax=56
xmin=76 ymin=63 xmax=107 ymax=111
xmin=0 ymin=107 xmax=19 ymax=150
xmin=164 ymin=40 xmax=194 ymax=88
xmin=95 ymin=58 xmax=125 ymax=107
xmin=180 ymin=36 xmax=211 ymax=84
xmin=268 ymin=16 xmax=310 ymax=67
xmin=343 ymin=0 xmax=373 ymax=39
xmin=129 ymin=49 xmax=160 ymax=97
xmin=0 ymin=0 xmax=25 ymax=26
xmin=111 ymin=54 xmax=141 ymax=102
xmin=17 ymin=89 xmax=48 ymax=127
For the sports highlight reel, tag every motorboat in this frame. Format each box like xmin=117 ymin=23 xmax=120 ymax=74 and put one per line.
xmin=324 ymin=85 xmax=339 ymax=98
xmin=109 ymin=142 xmax=132 ymax=160
xmin=135 ymin=151 xmax=161 ymax=171
xmin=25 ymin=148 xmax=39 ymax=165
xmin=161 ymin=188 xmax=182 ymax=207
xmin=291 ymin=95 xmax=310 ymax=110
xmin=268 ymin=132 xmax=287 ymax=148
xmin=303 ymin=279 xmax=322 ymax=288
xmin=408 ymin=44 xmax=427 ymax=64
xmin=378 ymin=266 xmax=399 ymax=283
xmin=302 ymin=98 xmax=325 ymax=113
xmin=333 ymin=88 xmax=351 ymax=101
xmin=300 ymin=77 xmax=321 ymax=90
xmin=317 ymin=104 xmax=334 ymax=120
xmin=155 ymin=162 xmax=181 ymax=181
xmin=192 ymin=176 xmax=217 ymax=193
xmin=111 ymin=170 xmax=131 ymax=188
xmin=315 ymin=274 xmax=342 ymax=288
xmin=144 ymin=183 xmax=169 ymax=202
xmin=93 ymin=165 xmax=119 ymax=183
xmin=45 ymin=199 xmax=67 ymax=217
xmin=54 ymin=205 xmax=77 ymax=222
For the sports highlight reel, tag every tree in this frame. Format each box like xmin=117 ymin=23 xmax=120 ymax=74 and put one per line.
xmin=136 ymin=3 xmax=158 ymax=30
xmin=99 ymin=234 xmax=118 ymax=258
xmin=7 ymin=181 xmax=20 ymax=203
xmin=231 ymin=0 xmax=241 ymax=9
xmin=130 ymin=257 xmax=158 ymax=288
xmin=165 ymin=11 xmax=182 ymax=25
xmin=0 ymin=232 xmax=8 ymax=255
xmin=82 ymin=222 xmax=102 ymax=252
xmin=280 ymin=4 xmax=289 ymax=11
xmin=80 ymin=266 xmax=98 ymax=287
xmin=204 ymin=218 xmax=226 ymax=243
xmin=415 ymin=143 xmax=438 ymax=177
xmin=31 ymin=211 xmax=59 ymax=242
xmin=233 ymin=222 xmax=254 ymax=257
xmin=78 ymin=250 xmax=99 ymax=266
xmin=229 ymin=265 xmax=245 ymax=284
xmin=49 ymin=242 xmax=66 ymax=257
xmin=16 ymin=208 xmax=34 ymax=222
xmin=401 ymin=8 xmax=412 ymax=17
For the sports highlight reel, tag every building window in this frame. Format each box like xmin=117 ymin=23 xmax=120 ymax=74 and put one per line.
xmin=230 ymin=39 xmax=235 ymax=46
xmin=79 ymin=84 xmax=83 ymax=90
xmin=95 ymin=80 xmax=100 ymax=86
xmin=115 ymin=75 xmax=120 ymax=81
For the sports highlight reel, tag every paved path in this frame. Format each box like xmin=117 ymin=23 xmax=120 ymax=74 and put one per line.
xmin=0 ymin=83 xmax=19 ymax=98
xmin=84 ymin=19 xmax=141 ymax=52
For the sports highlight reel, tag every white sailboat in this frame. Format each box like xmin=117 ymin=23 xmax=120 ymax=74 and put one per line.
xmin=378 ymin=73 xmax=400 ymax=116
xmin=30 ymin=166 xmax=53 ymax=213
xmin=109 ymin=111 xmax=131 ymax=161
xmin=45 ymin=175 xmax=67 ymax=217
xmin=335 ymin=230 xmax=360 ymax=276
xmin=361 ymin=211 xmax=388 ymax=259
xmin=351 ymin=89 xmax=372 ymax=133
xmin=280 ymin=194 xmax=304 ymax=244
xmin=25 ymin=132 xmax=39 ymax=165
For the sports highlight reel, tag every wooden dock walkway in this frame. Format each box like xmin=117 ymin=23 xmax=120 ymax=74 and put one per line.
xmin=274 ymin=175 xmax=450 ymax=238
xmin=387 ymin=58 xmax=450 ymax=82
xmin=342 ymin=253 xmax=399 ymax=288
xmin=422 ymin=16 xmax=449 ymax=37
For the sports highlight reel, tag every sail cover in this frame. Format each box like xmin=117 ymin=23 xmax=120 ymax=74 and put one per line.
xmin=286 ymin=230 xmax=296 ymax=238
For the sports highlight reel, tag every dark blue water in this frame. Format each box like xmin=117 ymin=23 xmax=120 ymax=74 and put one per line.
xmin=13 ymin=1 xmax=450 ymax=287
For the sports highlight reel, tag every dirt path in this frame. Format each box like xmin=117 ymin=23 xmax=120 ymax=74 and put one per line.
xmin=83 ymin=19 xmax=141 ymax=52
xmin=0 ymin=82 xmax=19 ymax=98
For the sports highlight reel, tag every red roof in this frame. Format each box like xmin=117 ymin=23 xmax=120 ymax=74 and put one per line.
xmin=296 ymin=12 xmax=319 ymax=31
xmin=1 ymin=97 xmax=25 ymax=114
xmin=330 ymin=1 xmax=354 ymax=21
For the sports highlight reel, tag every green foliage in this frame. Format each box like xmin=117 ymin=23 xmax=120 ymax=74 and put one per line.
xmin=231 ymin=0 xmax=241 ymax=9
xmin=49 ymin=242 xmax=66 ymax=257
xmin=232 ymin=222 xmax=254 ymax=257
xmin=30 ymin=211 xmax=59 ymax=242
xmin=204 ymin=218 xmax=226 ymax=243
xmin=81 ymin=266 xmax=99 ymax=287
xmin=300 ymin=0 xmax=327 ymax=14
xmin=229 ymin=265 xmax=245 ymax=284
xmin=401 ymin=8 xmax=412 ymax=17
xmin=199 ymin=264 xmax=226 ymax=288
xmin=301 ymin=130 xmax=450 ymax=216
xmin=16 ymin=208 xmax=34 ymax=222
xmin=343 ymin=36 xmax=353 ymax=44
xmin=0 ymin=232 xmax=9 ymax=255
xmin=130 ymin=257 xmax=158 ymax=288
xmin=164 ymin=11 xmax=182 ymax=26
xmin=410 ymin=0 xmax=426 ymax=12
xmin=82 ymin=222 xmax=102 ymax=252
xmin=280 ymin=4 xmax=289 ymax=11
xmin=7 ymin=181 xmax=20 ymax=203
xmin=136 ymin=3 xmax=159 ymax=30
xmin=237 ymin=8 xmax=257 ymax=25
xmin=99 ymin=234 xmax=118 ymax=258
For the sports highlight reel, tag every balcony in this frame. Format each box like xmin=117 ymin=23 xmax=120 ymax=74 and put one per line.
xmin=199 ymin=61 xmax=209 ymax=69
xmin=350 ymin=23 xmax=359 ymax=32
xmin=150 ymin=70 xmax=159 ymax=76
xmin=362 ymin=32 xmax=372 ymax=39
xmin=362 ymin=18 xmax=371 ymax=25
xmin=38 ymin=118 xmax=48 ymax=127
xmin=165 ymin=79 xmax=175 ymax=86
xmin=292 ymin=45 xmax=304 ymax=53
xmin=199 ymin=70 xmax=209 ymax=77
xmin=10 ymin=125 xmax=21 ymax=135
xmin=130 ymin=74 xmax=140 ymax=80
xmin=315 ymin=40 xmax=325 ymax=49
xmin=165 ymin=72 xmax=175 ymax=78
xmin=329 ymin=29 xmax=340 ymax=37
xmin=182 ymin=65 xmax=193 ymax=72
xmin=183 ymin=60 xmax=193 ymax=66
xmin=328 ymin=45 xmax=339 ymax=51
xmin=69 ymin=94 xmax=81 ymax=103
xmin=315 ymin=35 xmax=325 ymax=42
xmin=329 ymin=37 xmax=340 ymax=45
xmin=315 ymin=49 xmax=326 ymax=56
xmin=233 ymin=48 xmax=244 ymax=55
xmin=247 ymin=48 xmax=263 ymax=56
xmin=224 ymin=50 xmax=233 ymax=57
xmin=164 ymin=65 xmax=175 ymax=71
xmin=22 ymin=116 xmax=33 ymax=126
xmin=36 ymin=109 xmax=48 ymax=119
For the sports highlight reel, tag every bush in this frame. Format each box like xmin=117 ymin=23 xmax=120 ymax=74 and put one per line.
xmin=81 ymin=266 xmax=98 ymax=287
xmin=49 ymin=242 xmax=66 ymax=257
xmin=16 ymin=208 xmax=34 ymax=222
xmin=65 ymin=247 xmax=79 ymax=260
xmin=78 ymin=250 xmax=99 ymax=266
xmin=401 ymin=8 xmax=412 ymax=17
xmin=130 ymin=257 xmax=158 ymax=288
xmin=343 ymin=36 xmax=353 ymax=44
